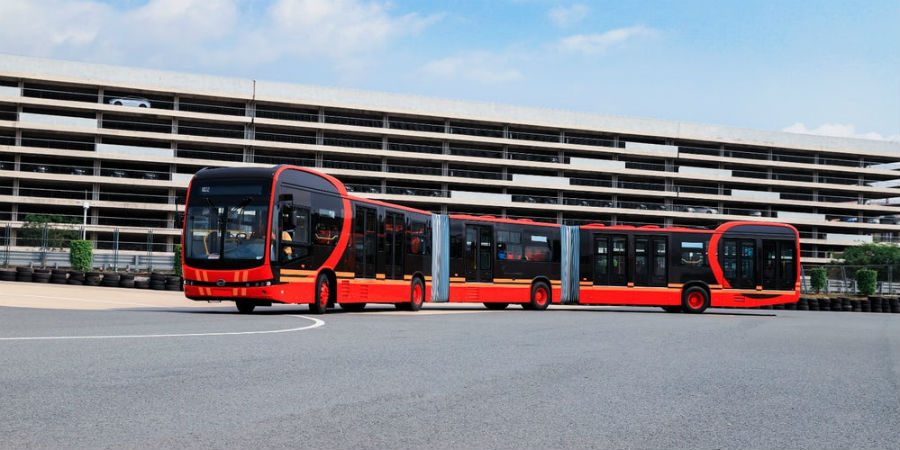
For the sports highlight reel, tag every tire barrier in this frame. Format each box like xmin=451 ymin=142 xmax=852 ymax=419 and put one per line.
xmin=165 ymin=276 xmax=183 ymax=291
xmin=15 ymin=267 xmax=33 ymax=283
xmin=3 ymin=266 xmax=900 ymax=313
xmin=50 ymin=269 xmax=68 ymax=284
xmin=32 ymin=269 xmax=51 ymax=283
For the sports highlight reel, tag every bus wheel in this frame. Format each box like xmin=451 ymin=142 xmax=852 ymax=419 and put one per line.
xmin=310 ymin=274 xmax=330 ymax=315
xmin=661 ymin=306 xmax=683 ymax=313
xmin=408 ymin=278 xmax=426 ymax=311
xmin=484 ymin=302 xmax=509 ymax=310
xmin=341 ymin=303 xmax=366 ymax=312
xmin=524 ymin=281 xmax=551 ymax=310
xmin=236 ymin=300 xmax=255 ymax=314
xmin=682 ymin=286 xmax=709 ymax=314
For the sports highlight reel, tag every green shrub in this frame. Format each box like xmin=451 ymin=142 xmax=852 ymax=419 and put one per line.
xmin=856 ymin=269 xmax=877 ymax=297
xmin=810 ymin=268 xmax=827 ymax=294
xmin=173 ymin=244 xmax=183 ymax=278
xmin=69 ymin=240 xmax=93 ymax=272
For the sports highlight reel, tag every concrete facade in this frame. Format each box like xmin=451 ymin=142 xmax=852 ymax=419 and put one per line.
xmin=1 ymin=54 xmax=898 ymax=262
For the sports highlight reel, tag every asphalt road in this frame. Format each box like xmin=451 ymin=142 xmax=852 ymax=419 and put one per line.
xmin=0 ymin=300 xmax=898 ymax=450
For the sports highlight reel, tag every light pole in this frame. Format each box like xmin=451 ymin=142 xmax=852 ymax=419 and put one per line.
xmin=82 ymin=202 xmax=90 ymax=240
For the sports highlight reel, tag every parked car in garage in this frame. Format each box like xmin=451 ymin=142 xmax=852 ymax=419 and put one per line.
xmin=108 ymin=96 xmax=151 ymax=108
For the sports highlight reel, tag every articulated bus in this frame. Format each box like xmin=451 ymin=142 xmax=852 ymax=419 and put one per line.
xmin=182 ymin=165 xmax=799 ymax=314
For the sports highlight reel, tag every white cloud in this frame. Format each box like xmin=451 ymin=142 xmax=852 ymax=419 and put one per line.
xmin=548 ymin=3 xmax=589 ymax=28
xmin=0 ymin=0 xmax=441 ymax=75
xmin=422 ymin=51 xmax=523 ymax=83
xmin=559 ymin=25 xmax=658 ymax=54
xmin=266 ymin=0 xmax=441 ymax=58
xmin=783 ymin=123 xmax=900 ymax=142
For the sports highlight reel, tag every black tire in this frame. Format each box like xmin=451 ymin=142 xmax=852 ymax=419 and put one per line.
xmin=120 ymin=273 xmax=134 ymax=281
xmin=150 ymin=281 xmax=166 ymax=290
xmin=236 ymin=300 xmax=255 ymax=314
xmin=150 ymin=272 xmax=166 ymax=282
xmin=165 ymin=283 xmax=182 ymax=291
xmin=682 ymin=286 xmax=709 ymax=314
xmin=113 ymin=101 xmax=122 ymax=106
xmin=341 ymin=303 xmax=366 ymax=312
xmin=661 ymin=306 xmax=683 ymax=313
xmin=0 ymin=270 xmax=15 ymax=281
xmin=119 ymin=280 xmax=135 ymax=289
xmin=32 ymin=272 xmax=50 ymax=283
xmin=524 ymin=281 xmax=551 ymax=310
xmin=484 ymin=302 xmax=509 ymax=310
xmin=67 ymin=279 xmax=83 ymax=285
xmin=85 ymin=278 xmax=101 ymax=286
xmin=310 ymin=273 xmax=330 ymax=315
xmin=16 ymin=267 xmax=33 ymax=274
xmin=16 ymin=275 xmax=33 ymax=282
xmin=135 ymin=280 xmax=150 ymax=289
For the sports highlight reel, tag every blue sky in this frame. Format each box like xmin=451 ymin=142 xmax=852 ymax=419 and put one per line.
xmin=0 ymin=0 xmax=897 ymax=140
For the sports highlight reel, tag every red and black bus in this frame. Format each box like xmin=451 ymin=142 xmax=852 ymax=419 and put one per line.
xmin=574 ymin=222 xmax=800 ymax=313
xmin=182 ymin=165 xmax=431 ymax=313
xmin=182 ymin=165 xmax=799 ymax=314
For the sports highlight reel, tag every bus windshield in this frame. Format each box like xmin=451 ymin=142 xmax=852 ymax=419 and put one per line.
xmin=184 ymin=180 xmax=271 ymax=267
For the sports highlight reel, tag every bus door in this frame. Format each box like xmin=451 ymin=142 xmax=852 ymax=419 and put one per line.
xmin=762 ymin=239 xmax=795 ymax=290
xmin=723 ymin=239 xmax=756 ymax=289
xmin=384 ymin=212 xmax=404 ymax=279
xmin=634 ymin=236 xmax=667 ymax=287
xmin=354 ymin=206 xmax=377 ymax=278
xmin=593 ymin=234 xmax=628 ymax=286
xmin=465 ymin=224 xmax=493 ymax=282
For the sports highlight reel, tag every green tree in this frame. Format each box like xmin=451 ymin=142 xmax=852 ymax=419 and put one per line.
xmin=836 ymin=243 xmax=900 ymax=278
xmin=173 ymin=244 xmax=183 ymax=278
xmin=19 ymin=214 xmax=79 ymax=249
xmin=69 ymin=240 xmax=93 ymax=272
xmin=810 ymin=268 xmax=827 ymax=294
xmin=856 ymin=269 xmax=877 ymax=296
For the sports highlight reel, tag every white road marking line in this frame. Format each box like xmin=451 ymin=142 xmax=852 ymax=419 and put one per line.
xmin=0 ymin=315 xmax=324 ymax=341
xmin=10 ymin=294 xmax=158 ymax=307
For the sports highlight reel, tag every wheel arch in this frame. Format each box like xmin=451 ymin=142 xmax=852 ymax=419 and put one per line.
xmin=317 ymin=268 xmax=337 ymax=306
xmin=531 ymin=276 xmax=552 ymax=300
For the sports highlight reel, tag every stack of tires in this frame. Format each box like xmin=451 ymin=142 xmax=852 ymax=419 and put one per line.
xmin=808 ymin=297 xmax=819 ymax=311
xmin=890 ymin=297 xmax=900 ymax=313
xmin=50 ymin=269 xmax=68 ymax=284
xmin=135 ymin=278 xmax=150 ymax=289
xmin=15 ymin=267 xmax=33 ymax=282
xmin=149 ymin=272 xmax=167 ymax=290
xmin=829 ymin=297 xmax=841 ymax=312
xmin=0 ymin=269 xmax=15 ymax=281
xmin=869 ymin=296 xmax=882 ymax=312
xmin=32 ymin=269 xmax=51 ymax=283
xmin=797 ymin=297 xmax=809 ymax=310
xmin=165 ymin=276 xmax=183 ymax=291
xmin=68 ymin=271 xmax=85 ymax=285
xmin=119 ymin=273 xmax=135 ymax=289
xmin=862 ymin=298 xmax=872 ymax=312
xmin=84 ymin=271 xmax=102 ymax=286
xmin=851 ymin=299 xmax=863 ymax=312
xmin=100 ymin=272 xmax=121 ymax=287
